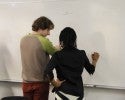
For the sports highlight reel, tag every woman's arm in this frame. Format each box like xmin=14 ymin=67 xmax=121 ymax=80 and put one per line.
xmin=83 ymin=50 xmax=99 ymax=74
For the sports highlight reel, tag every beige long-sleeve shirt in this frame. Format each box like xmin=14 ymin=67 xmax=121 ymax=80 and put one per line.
xmin=20 ymin=34 xmax=57 ymax=82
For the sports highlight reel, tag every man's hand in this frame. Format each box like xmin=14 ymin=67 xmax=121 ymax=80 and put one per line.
xmin=55 ymin=45 xmax=61 ymax=51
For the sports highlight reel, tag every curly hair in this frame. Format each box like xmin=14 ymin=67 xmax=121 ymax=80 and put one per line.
xmin=32 ymin=16 xmax=54 ymax=31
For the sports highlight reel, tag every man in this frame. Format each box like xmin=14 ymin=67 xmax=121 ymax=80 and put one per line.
xmin=20 ymin=16 xmax=58 ymax=100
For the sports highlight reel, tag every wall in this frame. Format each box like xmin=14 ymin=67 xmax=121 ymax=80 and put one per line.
xmin=0 ymin=0 xmax=125 ymax=100
xmin=0 ymin=0 xmax=125 ymax=88
xmin=0 ymin=82 xmax=125 ymax=100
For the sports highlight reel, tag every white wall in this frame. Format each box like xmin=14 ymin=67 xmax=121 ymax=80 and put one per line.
xmin=0 ymin=0 xmax=125 ymax=88
xmin=0 ymin=0 xmax=125 ymax=100
xmin=0 ymin=82 xmax=125 ymax=100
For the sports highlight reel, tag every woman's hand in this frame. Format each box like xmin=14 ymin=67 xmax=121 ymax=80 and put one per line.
xmin=91 ymin=52 xmax=100 ymax=62
xmin=91 ymin=52 xmax=100 ymax=66
xmin=51 ymin=79 xmax=65 ymax=88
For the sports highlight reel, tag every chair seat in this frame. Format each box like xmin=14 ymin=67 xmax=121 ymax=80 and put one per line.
xmin=1 ymin=96 xmax=27 ymax=100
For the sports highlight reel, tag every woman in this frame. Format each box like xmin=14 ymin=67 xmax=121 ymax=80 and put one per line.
xmin=44 ymin=27 xmax=99 ymax=100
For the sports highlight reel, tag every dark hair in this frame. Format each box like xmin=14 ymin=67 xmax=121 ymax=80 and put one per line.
xmin=59 ymin=27 xmax=77 ymax=48
xmin=32 ymin=16 xmax=54 ymax=31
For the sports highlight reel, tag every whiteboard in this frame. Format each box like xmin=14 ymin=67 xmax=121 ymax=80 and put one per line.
xmin=0 ymin=0 xmax=125 ymax=88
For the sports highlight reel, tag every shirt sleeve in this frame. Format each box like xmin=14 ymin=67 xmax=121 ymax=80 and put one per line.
xmin=44 ymin=53 xmax=58 ymax=81
xmin=38 ymin=36 xmax=57 ymax=55
xmin=82 ymin=50 xmax=95 ymax=75
xmin=44 ymin=38 xmax=57 ymax=55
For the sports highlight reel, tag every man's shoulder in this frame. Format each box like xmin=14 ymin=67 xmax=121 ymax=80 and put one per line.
xmin=20 ymin=34 xmax=39 ymax=44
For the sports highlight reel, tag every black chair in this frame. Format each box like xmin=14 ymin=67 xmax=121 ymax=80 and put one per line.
xmin=1 ymin=96 xmax=27 ymax=100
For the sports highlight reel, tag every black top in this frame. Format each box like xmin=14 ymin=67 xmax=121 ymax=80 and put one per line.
xmin=45 ymin=47 xmax=95 ymax=99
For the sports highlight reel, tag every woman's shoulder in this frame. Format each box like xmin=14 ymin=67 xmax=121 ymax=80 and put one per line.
xmin=76 ymin=48 xmax=86 ymax=53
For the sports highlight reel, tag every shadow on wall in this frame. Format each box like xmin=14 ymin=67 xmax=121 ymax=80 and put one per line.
xmin=0 ymin=29 xmax=17 ymax=80
xmin=0 ymin=45 xmax=11 ymax=80
xmin=0 ymin=30 xmax=14 ymax=98
xmin=0 ymin=82 xmax=14 ymax=99
xmin=0 ymin=45 xmax=14 ymax=97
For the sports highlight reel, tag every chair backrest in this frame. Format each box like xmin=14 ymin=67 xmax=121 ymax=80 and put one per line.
xmin=1 ymin=96 xmax=27 ymax=100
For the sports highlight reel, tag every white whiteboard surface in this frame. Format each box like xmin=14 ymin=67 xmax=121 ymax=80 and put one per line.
xmin=0 ymin=0 xmax=125 ymax=88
